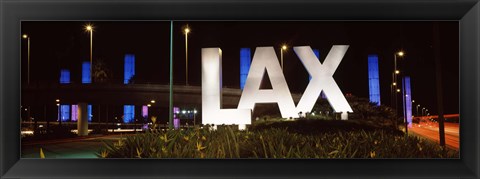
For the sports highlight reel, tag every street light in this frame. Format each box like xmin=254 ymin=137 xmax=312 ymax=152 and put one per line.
xmin=422 ymin=107 xmax=426 ymax=116
xmin=193 ymin=108 xmax=197 ymax=126
xmin=150 ymin=100 xmax=155 ymax=104
xmin=416 ymin=104 xmax=420 ymax=117
xmin=85 ymin=23 xmax=94 ymax=79
xmin=184 ymin=26 xmax=190 ymax=85
xmin=56 ymin=103 xmax=61 ymax=125
xmin=280 ymin=44 xmax=288 ymax=71
xmin=392 ymin=50 xmax=405 ymax=118
xmin=22 ymin=34 xmax=31 ymax=84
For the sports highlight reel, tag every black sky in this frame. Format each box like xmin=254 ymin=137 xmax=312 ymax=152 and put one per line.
xmin=21 ymin=21 xmax=459 ymax=114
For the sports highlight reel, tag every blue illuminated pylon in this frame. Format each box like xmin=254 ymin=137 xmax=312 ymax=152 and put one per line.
xmin=124 ymin=54 xmax=135 ymax=84
xmin=402 ymin=76 xmax=412 ymax=127
xmin=82 ymin=62 xmax=91 ymax=84
xmin=59 ymin=64 xmax=71 ymax=122
xmin=123 ymin=105 xmax=135 ymax=123
xmin=88 ymin=104 xmax=92 ymax=122
xmin=240 ymin=48 xmax=251 ymax=90
xmin=368 ymin=54 xmax=381 ymax=106
xmin=60 ymin=105 xmax=70 ymax=122
xmin=60 ymin=69 xmax=70 ymax=84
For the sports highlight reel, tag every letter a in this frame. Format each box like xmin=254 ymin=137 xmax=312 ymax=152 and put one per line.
xmin=237 ymin=47 xmax=298 ymax=118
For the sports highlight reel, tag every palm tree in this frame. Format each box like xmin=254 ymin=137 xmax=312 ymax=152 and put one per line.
xmin=92 ymin=59 xmax=112 ymax=83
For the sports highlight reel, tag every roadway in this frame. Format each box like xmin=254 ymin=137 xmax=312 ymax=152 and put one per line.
xmin=21 ymin=134 xmax=125 ymax=158
xmin=409 ymin=121 xmax=459 ymax=150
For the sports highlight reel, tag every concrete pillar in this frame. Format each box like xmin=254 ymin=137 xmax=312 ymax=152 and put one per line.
xmin=77 ymin=103 xmax=89 ymax=136
xmin=341 ymin=112 xmax=348 ymax=120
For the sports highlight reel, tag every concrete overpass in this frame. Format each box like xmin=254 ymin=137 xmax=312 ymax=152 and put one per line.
xmin=21 ymin=83 xmax=302 ymax=132
xmin=22 ymin=83 xmax=247 ymax=108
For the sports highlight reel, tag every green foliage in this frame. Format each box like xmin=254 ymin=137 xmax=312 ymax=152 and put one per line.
xmin=98 ymin=126 xmax=458 ymax=159
xmin=251 ymin=119 xmax=402 ymax=135
xmin=307 ymin=96 xmax=398 ymax=127
xmin=347 ymin=96 xmax=398 ymax=127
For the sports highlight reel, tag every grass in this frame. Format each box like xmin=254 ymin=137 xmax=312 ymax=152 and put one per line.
xmin=98 ymin=120 xmax=458 ymax=158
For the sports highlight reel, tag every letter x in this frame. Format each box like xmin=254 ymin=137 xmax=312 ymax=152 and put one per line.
xmin=294 ymin=46 xmax=353 ymax=113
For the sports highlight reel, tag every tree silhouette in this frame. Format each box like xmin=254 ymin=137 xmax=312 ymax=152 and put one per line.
xmin=92 ymin=59 xmax=113 ymax=83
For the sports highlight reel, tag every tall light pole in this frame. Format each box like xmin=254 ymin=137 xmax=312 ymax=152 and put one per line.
xmin=22 ymin=34 xmax=30 ymax=84
xmin=169 ymin=21 xmax=174 ymax=129
xmin=56 ymin=99 xmax=61 ymax=126
xmin=193 ymin=109 xmax=197 ymax=126
xmin=280 ymin=45 xmax=287 ymax=71
xmin=85 ymin=24 xmax=94 ymax=79
xmin=147 ymin=103 xmax=152 ymax=130
xmin=422 ymin=107 xmax=426 ymax=116
xmin=411 ymin=100 xmax=415 ymax=116
xmin=184 ymin=27 xmax=190 ymax=85
xmin=392 ymin=51 xmax=404 ymax=119
xmin=416 ymin=104 xmax=420 ymax=117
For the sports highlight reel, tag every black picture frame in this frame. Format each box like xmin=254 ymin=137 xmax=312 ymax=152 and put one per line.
xmin=1 ymin=0 xmax=478 ymax=178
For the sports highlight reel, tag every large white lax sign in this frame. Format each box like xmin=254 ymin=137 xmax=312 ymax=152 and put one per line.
xmin=202 ymin=46 xmax=353 ymax=129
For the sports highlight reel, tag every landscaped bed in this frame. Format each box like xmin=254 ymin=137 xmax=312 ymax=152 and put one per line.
xmin=98 ymin=120 xmax=458 ymax=158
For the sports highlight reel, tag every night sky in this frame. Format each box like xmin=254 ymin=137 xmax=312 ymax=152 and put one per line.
xmin=21 ymin=21 xmax=459 ymax=115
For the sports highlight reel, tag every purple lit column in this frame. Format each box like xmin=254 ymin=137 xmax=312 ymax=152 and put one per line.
xmin=173 ymin=107 xmax=180 ymax=129
xmin=402 ymin=76 xmax=412 ymax=127
xmin=368 ymin=54 xmax=381 ymax=106
xmin=71 ymin=105 xmax=78 ymax=121
xmin=142 ymin=105 xmax=148 ymax=119
xmin=71 ymin=104 xmax=91 ymax=122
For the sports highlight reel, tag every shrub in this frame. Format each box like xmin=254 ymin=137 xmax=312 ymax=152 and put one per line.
xmin=309 ymin=96 xmax=398 ymax=127
xmin=251 ymin=119 xmax=402 ymax=135
xmin=98 ymin=126 xmax=458 ymax=159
